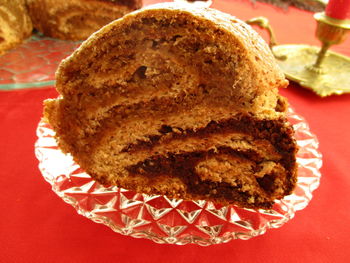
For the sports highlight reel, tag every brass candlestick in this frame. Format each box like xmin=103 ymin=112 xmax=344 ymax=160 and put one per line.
xmin=309 ymin=12 xmax=350 ymax=72
xmin=247 ymin=13 xmax=350 ymax=97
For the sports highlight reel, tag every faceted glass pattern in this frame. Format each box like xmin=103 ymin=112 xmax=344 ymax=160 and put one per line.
xmin=35 ymin=108 xmax=322 ymax=245
xmin=0 ymin=34 xmax=79 ymax=88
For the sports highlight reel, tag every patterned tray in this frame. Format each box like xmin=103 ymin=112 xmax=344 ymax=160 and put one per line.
xmin=35 ymin=108 xmax=322 ymax=246
xmin=0 ymin=34 xmax=79 ymax=90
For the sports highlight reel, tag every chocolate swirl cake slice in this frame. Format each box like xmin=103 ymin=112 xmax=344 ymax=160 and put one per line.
xmin=26 ymin=0 xmax=142 ymax=40
xmin=44 ymin=2 xmax=298 ymax=209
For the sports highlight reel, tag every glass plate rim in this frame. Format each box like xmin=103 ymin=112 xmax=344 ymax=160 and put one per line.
xmin=34 ymin=107 xmax=322 ymax=245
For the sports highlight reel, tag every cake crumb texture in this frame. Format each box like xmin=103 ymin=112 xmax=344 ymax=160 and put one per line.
xmin=44 ymin=2 xmax=297 ymax=209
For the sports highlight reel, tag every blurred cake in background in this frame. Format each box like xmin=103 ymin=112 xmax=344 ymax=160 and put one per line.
xmin=0 ymin=0 xmax=33 ymax=55
xmin=26 ymin=0 xmax=143 ymax=40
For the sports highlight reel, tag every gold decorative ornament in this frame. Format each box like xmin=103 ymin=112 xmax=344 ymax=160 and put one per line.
xmin=247 ymin=13 xmax=350 ymax=97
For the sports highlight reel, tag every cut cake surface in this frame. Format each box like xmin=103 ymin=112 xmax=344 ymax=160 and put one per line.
xmin=44 ymin=2 xmax=298 ymax=209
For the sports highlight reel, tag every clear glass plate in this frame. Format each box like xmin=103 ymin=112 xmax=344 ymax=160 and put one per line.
xmin=35 ymin=108 xmax=322 ymax=246
xmin=0 ymin=34 xmax=79 ymax=90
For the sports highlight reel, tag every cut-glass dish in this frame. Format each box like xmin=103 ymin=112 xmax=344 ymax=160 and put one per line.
xmin=35 ymin=108 xmax=322 ymax=245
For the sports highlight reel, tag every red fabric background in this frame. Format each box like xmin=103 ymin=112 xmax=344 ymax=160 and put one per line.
xmin=1 ymin=0 xmax=350 ymax=262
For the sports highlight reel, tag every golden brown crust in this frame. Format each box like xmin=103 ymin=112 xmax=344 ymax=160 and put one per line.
xmin=55 ymin=2 xmax=287 ymax=115
xmin=0 ymin=0 xmax=33 ymax=55
xmin=26 ymin=0 xmax=142 ymax=40
xmin=44 ymin=2 xmax=296 ymax=209
xmin=144 ymin=2 xmax=288 ymax=94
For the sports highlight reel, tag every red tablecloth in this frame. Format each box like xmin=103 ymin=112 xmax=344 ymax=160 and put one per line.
xmin=1 ymin=0 xmax=350 ymax=262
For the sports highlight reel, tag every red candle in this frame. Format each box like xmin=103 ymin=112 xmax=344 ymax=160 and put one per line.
xmin=325 ymin=0 xmax=350 ymax=20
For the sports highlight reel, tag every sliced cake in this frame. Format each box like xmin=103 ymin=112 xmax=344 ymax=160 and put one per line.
xmin=26 ymin=0 xmax=142 ymax=40
xmin=0 ymin=0 xmax=33 ymax=55
xmin=44 ymin=2 xmax=298 ymax=209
